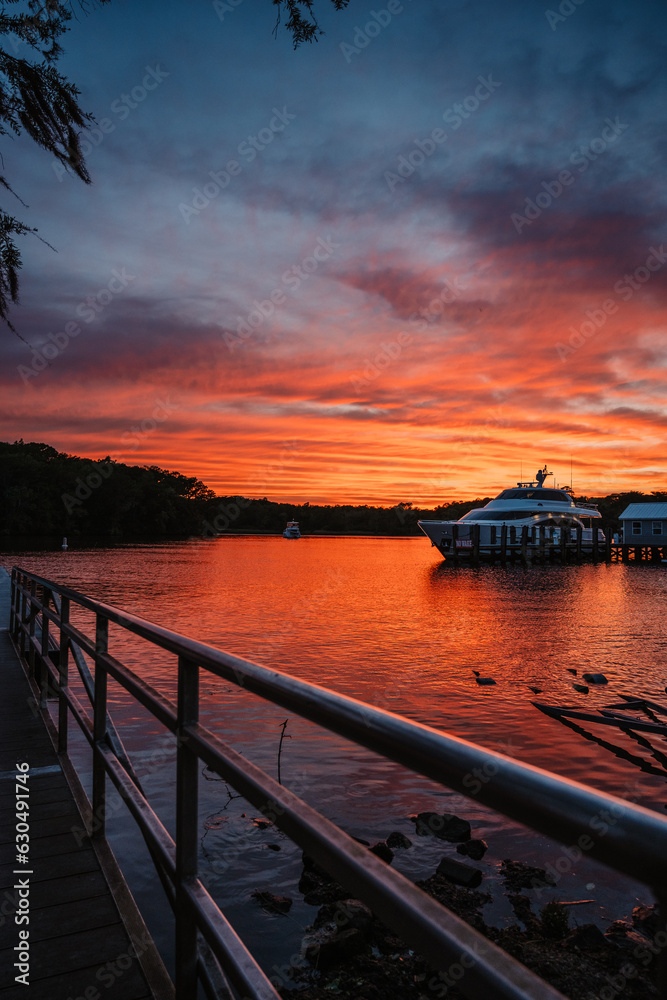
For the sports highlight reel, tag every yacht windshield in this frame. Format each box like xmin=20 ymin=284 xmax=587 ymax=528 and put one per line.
xmin=496 ymin=488 xmax=573 ymax=502
xmin=459 ymin=510 xmax=583 ymax=522
xmin=460 ymin=510 xmax=540 ymax=522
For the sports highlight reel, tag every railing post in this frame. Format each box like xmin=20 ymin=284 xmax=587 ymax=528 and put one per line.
xmin=10 ymin=568 xmax=17 ymax=635
xmin=27 ymin=579 xmax=37 ymax=677
xmin=175 ymin=655 xmax=199 ymax=998
xmin=19 ymin=574 xmax=28 ymax=655
xmin=58 ymin=596 xmax=70 ymax=753
xmin=13 ymin=569 xmax=22 ymax=637
xmin=14 ymin=570 xmax=21 ymax=644
xmin=39 ymin=588 xmax=52 ymax=706
xmin=93 ymin=614 xmax=109 ymax=840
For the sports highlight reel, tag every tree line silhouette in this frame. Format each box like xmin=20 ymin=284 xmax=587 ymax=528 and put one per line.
xmin=1 ymin=441 xmax=663 ymax=545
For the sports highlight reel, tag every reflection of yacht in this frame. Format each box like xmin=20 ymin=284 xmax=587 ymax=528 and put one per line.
xmin=419 ymin=467 xmax=604 ymax=561
xmin=283 ymin=521 xmax=301 ymax=538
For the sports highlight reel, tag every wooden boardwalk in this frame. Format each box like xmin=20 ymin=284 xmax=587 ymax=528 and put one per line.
xmin=0 ymin=572 xmax=162 ymax=999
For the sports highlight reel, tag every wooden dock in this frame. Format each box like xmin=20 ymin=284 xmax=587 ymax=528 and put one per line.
xmin=442 ymin=523 xmax=667 ymax=566
xmin=0 ymin=571 xmax=168 ymax=999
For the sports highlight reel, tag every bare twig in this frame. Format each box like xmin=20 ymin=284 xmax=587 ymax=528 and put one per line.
xmin=277 ymin=718 xmax=292 ymax=785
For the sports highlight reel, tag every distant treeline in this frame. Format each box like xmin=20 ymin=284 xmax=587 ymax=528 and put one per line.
xmin=1 ymin=440 xmax=664 ymax=542
xmin=0 ymin=441 xmax=215 ymax=541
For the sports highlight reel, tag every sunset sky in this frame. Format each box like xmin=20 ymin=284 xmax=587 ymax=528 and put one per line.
xmin=1 ymin=0 xmax=666 ymax=504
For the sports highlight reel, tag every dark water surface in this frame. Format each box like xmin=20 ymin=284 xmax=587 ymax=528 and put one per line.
xmin=4 ymin=538 xmax=667 ymax=979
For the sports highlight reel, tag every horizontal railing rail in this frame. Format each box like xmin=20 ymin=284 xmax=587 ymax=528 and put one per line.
xmin=9 ymin=566 xmax=667 ymax=1000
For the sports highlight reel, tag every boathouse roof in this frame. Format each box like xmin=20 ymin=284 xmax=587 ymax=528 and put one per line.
xmin=618 ymin=503 xmax=667 ymax=519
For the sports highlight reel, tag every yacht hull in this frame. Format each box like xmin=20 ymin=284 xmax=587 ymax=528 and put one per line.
xmin=419 ymin=519 xmax=605 ymax=561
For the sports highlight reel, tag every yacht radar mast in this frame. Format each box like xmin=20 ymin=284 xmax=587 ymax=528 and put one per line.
xmin=517 ymin=464 xmax=553 ymax=489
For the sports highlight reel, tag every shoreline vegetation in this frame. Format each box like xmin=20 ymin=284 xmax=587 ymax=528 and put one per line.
xmin=2 ymin=440 xmax=665 ymax=545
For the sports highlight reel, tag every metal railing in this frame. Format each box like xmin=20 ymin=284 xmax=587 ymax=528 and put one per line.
xmin=9 ymin=566 xmax=667 ymax=1000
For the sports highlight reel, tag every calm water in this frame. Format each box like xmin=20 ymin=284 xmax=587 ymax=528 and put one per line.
xmin=4 ymin=537 xmax=667 ymax=977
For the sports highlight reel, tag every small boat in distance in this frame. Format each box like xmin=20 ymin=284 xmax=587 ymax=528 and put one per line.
xmin=283 ymin=521 xmax=301 ymax=538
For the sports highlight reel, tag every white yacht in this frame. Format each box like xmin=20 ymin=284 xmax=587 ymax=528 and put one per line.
xmin=283 ymin=521 xmax=301 ymax=538
xmin=419 ymin=467 xmax=604 ymax=561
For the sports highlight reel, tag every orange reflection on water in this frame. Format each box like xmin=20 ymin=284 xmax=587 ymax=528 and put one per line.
xmin=7 ymin=537 xmax=667 ymax=968
xmin=6 ymin=537 xmax=666 ymax=800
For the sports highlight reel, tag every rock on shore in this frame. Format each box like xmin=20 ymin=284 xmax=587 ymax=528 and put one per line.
xmin=281 ymin=816 xmax=661 ymax=1000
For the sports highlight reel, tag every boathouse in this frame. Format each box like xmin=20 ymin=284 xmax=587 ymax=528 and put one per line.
xmin=618 ymin=502 xmax=667 ymax=544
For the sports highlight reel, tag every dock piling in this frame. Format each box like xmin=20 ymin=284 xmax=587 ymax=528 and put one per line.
xmin=451 ymin=523 xmax=459 ymax=565
xmin=472 ymin=523 xmax=480 ymax=565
